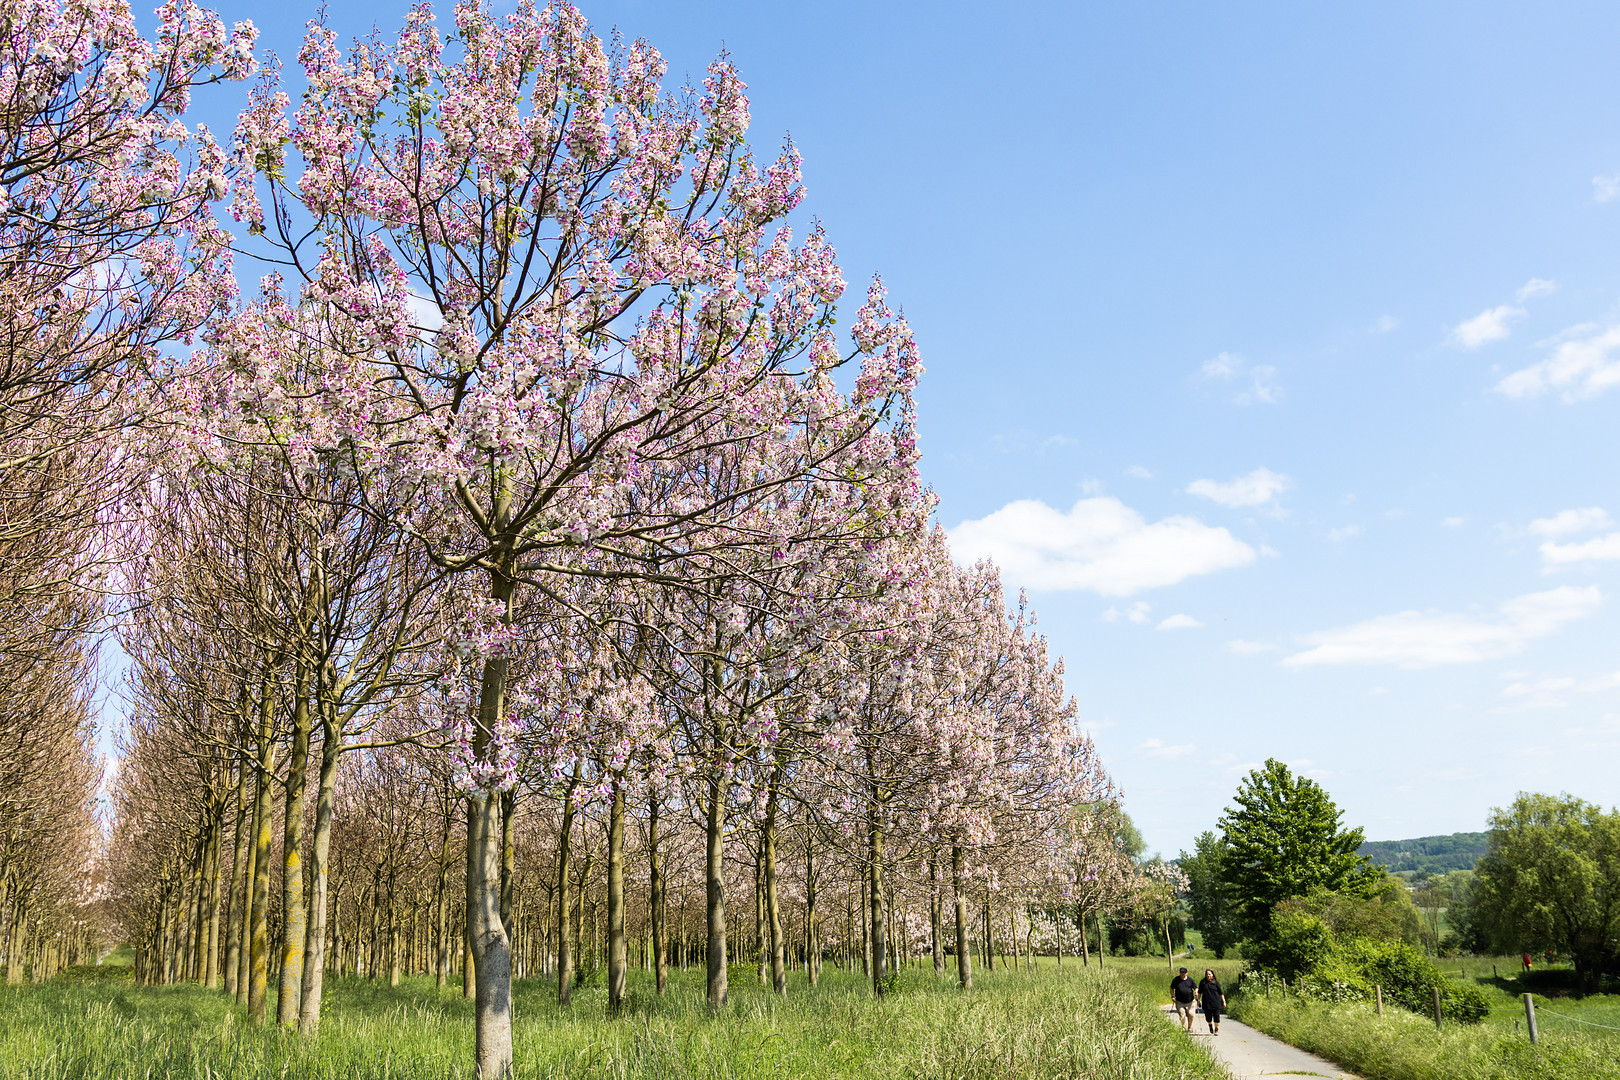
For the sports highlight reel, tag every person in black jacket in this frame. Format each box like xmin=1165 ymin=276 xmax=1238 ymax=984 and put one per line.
xmin=1198 ymin=968 xmax=1227 ymax=1035
xmin=1169 ymin=967 xmax=1197 ymax=1031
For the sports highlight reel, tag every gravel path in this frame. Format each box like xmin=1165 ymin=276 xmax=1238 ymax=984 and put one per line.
xmin=1160 ymin=1005 xmax=1359 ymax=1079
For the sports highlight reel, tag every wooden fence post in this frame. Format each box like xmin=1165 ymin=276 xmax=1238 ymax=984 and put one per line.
xmin=1375 ymin=985 xmax=1382 ymax=1016
xmin=1524 ymin=993 xmax=1538 ymax=1044
xmin=1433 ymin=986 xmax=1443 ymax=1031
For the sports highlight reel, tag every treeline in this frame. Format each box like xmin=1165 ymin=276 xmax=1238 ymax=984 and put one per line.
xmin=1177 ymin=760 xmax=1490 ymax=1023
xmin=1358 ymin=832 xmax=1488 ymax=876
xmin=0 ymin=0 xmax=1156 ymax=1075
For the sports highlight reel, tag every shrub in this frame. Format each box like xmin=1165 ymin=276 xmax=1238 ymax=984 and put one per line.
xmin=1248 ymin=930 xmax=1488 ymax=1024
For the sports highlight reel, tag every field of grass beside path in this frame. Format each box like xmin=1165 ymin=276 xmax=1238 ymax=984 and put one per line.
xmin=1228 ymin=955 xmax=1620 ymax=1080
xmin=0 ymin=959 xmax=1225 ymax=1080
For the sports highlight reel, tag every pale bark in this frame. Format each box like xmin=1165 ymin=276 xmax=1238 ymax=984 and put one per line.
xmin=929 ymin=857 xmax=943 ymax=974
xmin=555 ymin=762 xmax=579 ymax=1005
xmin=704 ymin=768 xmax=728 ymax=1008
xmin=276 ymin=663 xmax=313 ymax=1026
xmin=247 ymin=672 xmax=276 ymax=1022
xmin=762 ymin=776 xmax=785 ymax=995
xmin=869 ymin=814 xmax=887 ymax=996
xmin=606 ymin=776 xmax=626 ymax=1014
xmin=298 ymin=699 xmax=342 ymax=1036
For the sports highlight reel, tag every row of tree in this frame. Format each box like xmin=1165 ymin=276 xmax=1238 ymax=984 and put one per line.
xmin=0 ymin=2 xmax=1169 ymax=1076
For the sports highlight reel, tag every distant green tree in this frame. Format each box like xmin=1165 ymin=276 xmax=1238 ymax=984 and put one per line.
xmin=1471 ymin=792 xmax=1620 ymax=994
xmin=1219 ymin=759 xmax=1379 ymax=943
xmin=1178 ymin=831 xmax=1239 ymax=958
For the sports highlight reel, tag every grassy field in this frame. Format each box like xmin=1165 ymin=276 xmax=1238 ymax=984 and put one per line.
xmin=0 ymin=959 xmax=1225 ymax=1080
xmin=1229 ymin=955 xmax=1620 ymax=1080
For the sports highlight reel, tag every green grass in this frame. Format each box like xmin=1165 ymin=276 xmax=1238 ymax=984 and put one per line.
xmin=1229 ymin=955 xmax=1620 ymax=1080
xmin=0 ymin=960 xmax=1225 ymax=1080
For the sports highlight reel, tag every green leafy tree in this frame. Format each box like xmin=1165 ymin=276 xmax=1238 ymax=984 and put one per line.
xmin=1219 ymin=758 xmax=1379 ymax=942
xmin=1178 ymin=831 xmax=1239 ymax=958
xmin=1471 ymin=792 xmax=1620 ymax=993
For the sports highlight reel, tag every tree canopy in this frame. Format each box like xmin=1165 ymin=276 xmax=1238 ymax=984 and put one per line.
xmin=1471 ymin=792 xmax=1620 ymax=993
xmin=1218 ymin=758 xmax=1379 ymax=943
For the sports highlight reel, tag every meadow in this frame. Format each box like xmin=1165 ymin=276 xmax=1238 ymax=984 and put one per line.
xmin=0 ymin=959 xmax=1224 ymax=1080
xmin=1228 ymin=955 xmax=1620 ymax=1080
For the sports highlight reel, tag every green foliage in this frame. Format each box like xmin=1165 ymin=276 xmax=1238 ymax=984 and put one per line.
xmin=1219 ymin=759 xmax=1380 ymax=943
xmin=1360 ymin=832 xmax=1490 ymax=875
xmin=1230 ymin=993 xmax=1618 ymax=1080
xmin=0 ymin=965 xmax=1226 ymax=1080
xmin=1177 ymin=832 xmax=1239 ymax=958
xmin=1470 ymin=792 xmax=1620 ymax=993
xmin=1247 ymin=900 xmax=1487 ymax=1024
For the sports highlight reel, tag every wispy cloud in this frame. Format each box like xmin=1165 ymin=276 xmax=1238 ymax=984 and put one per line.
xmin=1530 ymin=507 xmax=1611 ymax=538
xmin=1104 ymin=601 xmax=1152 ymax=624
xmin=1200 ymin=352 xmax=1281 ymax=405
xmin=1541 ymin=533 xmax=1620 ymax=567
xmin=1156 ymin=613 xmax=1202 ymax=630
xmin=1042 ymin=434 xmax=1080 ymax=448
xmin=1497 ymin=324 xmax=1620 ymax=400
xmin=1187 ymin=467 xmax=1291 ymax=509
xmin=1125 ymin=464 xmax=1153 ymax=480
xmin=1596 ymin=173 xmax=1620 ymax=203
xmin=1452 ymin=304 xmax=1522 ymax=348
xmin=947 ymin=497 xmax=1257 ymax=596
xmin=1283 ymin=586 xmax=1602 ymax=668
xmin=1327 ymin=525 xmax=1364 ymax=543
xmin=1370 ymin=315 xmax=1399 ymax=334
xmin=1451 ymin=280 xmax=1555 ymax=350
xmin=1227 ymin=640 xmax=1277 ymax=655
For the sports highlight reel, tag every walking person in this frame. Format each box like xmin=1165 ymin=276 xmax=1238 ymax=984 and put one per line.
xmin=1170 ymin=966 xmax=1198 ymax=1033
xmin=1198 ymin=968 xmax=1227 ymax=1035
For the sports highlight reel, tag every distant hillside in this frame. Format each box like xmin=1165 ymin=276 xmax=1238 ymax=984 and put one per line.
xmin=1359 ymin=832 xmax=1489 ymax=875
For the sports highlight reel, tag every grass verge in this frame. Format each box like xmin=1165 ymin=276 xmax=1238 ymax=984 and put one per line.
xmin=0 ymin=961 xmax=1225 ymax=1080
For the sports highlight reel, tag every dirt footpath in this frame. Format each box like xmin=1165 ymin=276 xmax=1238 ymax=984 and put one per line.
xmin=1160 ymin=1005 xmax=1359 ymax=1079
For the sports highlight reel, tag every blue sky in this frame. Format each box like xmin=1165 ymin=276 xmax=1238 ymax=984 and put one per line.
xmin=192 ymin=0 xmax=1620 ymax=856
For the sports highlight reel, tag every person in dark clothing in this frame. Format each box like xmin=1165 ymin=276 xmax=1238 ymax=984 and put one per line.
xmin=1198 ymin=968 xmax=1226 ymax=1035
xmin=1170 ymin=967 xmax=1197 ymax=1031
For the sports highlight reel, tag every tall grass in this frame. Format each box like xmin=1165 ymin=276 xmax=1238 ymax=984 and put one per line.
xmin=0 ymin=962 xmax=1224 ymax=1080
xmin=1229 ymin=964 xmax=1620 ymax=1080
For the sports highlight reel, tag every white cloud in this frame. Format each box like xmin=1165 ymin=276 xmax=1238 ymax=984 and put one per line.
xmin=947 ymin=497 xmax=1257 ymax=596
xmin=1497 ymin=324 xmax=1620 ymax=400
xmin=1139 ymin=738 xmax=1196 ymax=758
xmin=1227 ymin=639 xmax=1277 ymax=655
xmin=406 ymin=291 xmax=444 ymax=332
xmin=1156 ymin=613 xmax=1203 ymax=630
xmin=1200 ymin=352 xmax=1281 ymax=404
xmin=1541 ymin=533 xmax=1620 ymax=566
xmin=1530 ymin=507 xmax=1611 ymax=538
xmin=1187 ymin=467 xmax=1291 ymax=508
xmin=1517 ymin=278 xmax=1557 ymax=302
xmin=1370 ymin=315 xmax=1399 ymax=334
xmin=1442 ymin=516 xmax=1467 ymax=528
xmin=1043 ymin=434 xmax=1079 ymax=448
xmin=1327 ymin=525 xmax=1364 ymax=543
xmin=1452 ymin=304 xmax=1522 ymax=348
xmin=1596 ymin=173 xmax=1620 ymax=203
xmin=1283 ymin=585 xmax=1602 ymax=669
xmin=1104 ymin=601 xmax=1152 ymax=624
xmin=1125 ymin=464 xmax=1153 ymax=480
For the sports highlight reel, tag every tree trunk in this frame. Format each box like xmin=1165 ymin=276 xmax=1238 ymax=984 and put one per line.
xmin=929 ymin=858 xmax=943 ymax=975
xmin=204 ymin=806 xmax=223 ymax=988
xmin=804 ymin=834 xmax=819 ymax=987
xmin=606 ymin=775 xmax=627 ymax=1015
xmin=277 ymin=662 xmax=314 ymax=1026
xmin=649 ymin=785 xmax=667 ymax=996
xmin=764 ymin=809 xmax=785 ymax=995
xmin=248 ymin=671 xmax=276 ymax=1023
xmin=556 ymin=763 xmax=579 ymax=1005
xmin=298 ymin=700 xmax=342 ymax=1036
xmin=223 ymin=762 xmax=248 ymax=997
xmin=869 ymin=813 xmax=887 ymax=996
xmin=952 ymin=844 xmax=972 ymax=990
xmin=704 ymin=767 xmax=728 ymax=1008
xmin=467 ymin=576 xmax=514 ymax=1079
xmin=1096 ymin=911 xmax=1106 ymax=968
xmin=500 ymin=789 xmax=516 ymax=933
